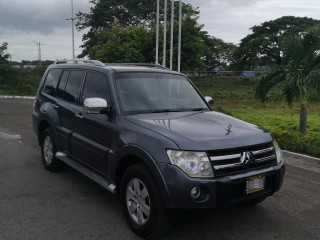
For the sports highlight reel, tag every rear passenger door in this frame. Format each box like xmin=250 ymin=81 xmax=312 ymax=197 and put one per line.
xmin=71 ymin=71 xmax=111 ymax=175
xmin=54 ymin=70 xmax=85 ymax=154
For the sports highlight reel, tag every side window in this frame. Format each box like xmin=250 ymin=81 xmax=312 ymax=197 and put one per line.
xmin=63 ymin=70 xmax=85 ymax=103
xmin=56 ymin=71 xmax=70 ymax=99
xmin=82 ymin=72 xmax=109 ymax=103
xmin=42 ymin=69 xmax=62 ymax=96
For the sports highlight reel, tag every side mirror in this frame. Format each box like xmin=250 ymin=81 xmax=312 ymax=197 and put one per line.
xmin=204 ymin=96 xmax=214 ymax=106
xmin=84 ymin=98 xmax=108 ymax=114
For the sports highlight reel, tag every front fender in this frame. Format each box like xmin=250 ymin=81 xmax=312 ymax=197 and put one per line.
xmin=108 ymin=144 xmax=171 ymax=207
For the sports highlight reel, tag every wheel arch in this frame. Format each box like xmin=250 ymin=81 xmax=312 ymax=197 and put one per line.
xmin=112 ymin=145 xmax=171 ymax=208
xmin=38 ymin=120 xmax=50 ymax=144
xmin=37 ymin=118 xmax=59 ymax=150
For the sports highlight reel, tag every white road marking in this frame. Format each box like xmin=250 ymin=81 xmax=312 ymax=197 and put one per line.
xmin=0 ymin=96 xmax=35 ymax=99
xmin=0 ymin=132 xmax=22 ymax=141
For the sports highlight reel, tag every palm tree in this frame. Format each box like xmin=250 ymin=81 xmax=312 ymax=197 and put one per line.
xmin=256 ymin=30 xmax=320 ymax=135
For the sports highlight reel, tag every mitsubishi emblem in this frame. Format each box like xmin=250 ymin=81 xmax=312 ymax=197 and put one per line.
xmin=240 ymin=151 xmax=255 ymax=166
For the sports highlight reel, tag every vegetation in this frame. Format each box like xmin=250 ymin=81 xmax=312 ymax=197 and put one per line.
xmin=256 ymin=26 xmax=320 ymax=135
xmin=0 ymin=42 xmax=10 ymax=83
xmin=191 ymin=76 xmax=320 ymax=157
xmin=233 ymin=16 xmax=320 ymax=69
xmin=76 ymin=0 xmax=199 ymax=59
xmin=76 ymin=0 xmax=236 ymax=71
xmin=0 ymin=66 xmax=45 ymax=96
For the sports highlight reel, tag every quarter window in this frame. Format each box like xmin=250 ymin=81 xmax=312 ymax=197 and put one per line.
xmin=56 ymin=71 xmax=70 ymax=99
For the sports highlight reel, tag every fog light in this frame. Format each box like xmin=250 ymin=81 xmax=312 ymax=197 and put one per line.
xmin=191 ymin=186 xmax=201 ymax=199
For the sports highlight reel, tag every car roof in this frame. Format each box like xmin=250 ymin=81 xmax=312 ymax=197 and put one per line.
xmin=49 ymin=60 xmax=179 ymax=74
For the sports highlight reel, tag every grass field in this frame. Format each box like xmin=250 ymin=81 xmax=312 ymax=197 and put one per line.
xmin=191 ymin=77 xmax=320 ymax=157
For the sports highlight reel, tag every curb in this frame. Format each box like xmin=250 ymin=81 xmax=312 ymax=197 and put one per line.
xmin=283 ymin=150 xmax=320 ymax=162
xmin=0 ymin=95 xmax=35 ymax=100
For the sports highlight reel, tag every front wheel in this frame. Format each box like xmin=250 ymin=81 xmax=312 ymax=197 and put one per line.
xmin=120 ymin=163 xmax=171 ymax=238
xmin=40 ymin=128 xmax=65 ymax=172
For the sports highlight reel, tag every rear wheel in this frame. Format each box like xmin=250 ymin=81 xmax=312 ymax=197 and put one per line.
xmin=120 ymin=163 xmax=171 ymax=238
xmin=40 ymin=128 xmax=65 ymax=171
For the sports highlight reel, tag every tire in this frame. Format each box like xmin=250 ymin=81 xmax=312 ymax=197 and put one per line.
xmin=40 ymin=128 xmax=65 ymax=172
xmin=120 ymin=163 xmax=171 ymax=238
xmin=242 ymin=196 xmax=267 ymax=206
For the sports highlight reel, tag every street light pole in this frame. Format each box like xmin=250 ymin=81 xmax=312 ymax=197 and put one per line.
xmin=156 ymin=0 xmax=160 ymax=64
xmin=170 ymin=0 xmax=174 ymax=70
xmin=178 ymin=0 xmax=182 ymax=72
xmin=67 ymin=0 xmax=75 ymax=62
xmin=163 ymin=0 xmax=167 ymax=67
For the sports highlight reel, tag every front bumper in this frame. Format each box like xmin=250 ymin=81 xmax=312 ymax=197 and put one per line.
xmin=158 ymin=163 xmax=285 ymax=208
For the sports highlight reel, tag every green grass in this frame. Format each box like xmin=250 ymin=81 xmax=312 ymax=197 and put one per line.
xmin=191 ymin=77 xmax=320 ymax=157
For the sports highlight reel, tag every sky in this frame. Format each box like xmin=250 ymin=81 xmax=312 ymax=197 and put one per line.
xmin=1 ymin=0 xmax=320 ymax=62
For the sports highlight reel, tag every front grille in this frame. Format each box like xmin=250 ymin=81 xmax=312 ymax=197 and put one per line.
xmin=208 ymin=142 xmax=277 ymax=177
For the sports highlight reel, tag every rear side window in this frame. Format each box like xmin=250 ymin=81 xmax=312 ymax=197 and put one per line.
xmin=82 ymin=72 xmax=109 ymax=103
xmin=63 ymin=70 xmax=85 ymax=103
xmin=42 ymin=69 xmax=62 ymax=96
xmin=56 ymin=71 xmax=70 ymax=99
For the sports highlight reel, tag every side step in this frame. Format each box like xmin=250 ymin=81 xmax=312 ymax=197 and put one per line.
xmin=56 ymin=152 xmax=116 ymax=194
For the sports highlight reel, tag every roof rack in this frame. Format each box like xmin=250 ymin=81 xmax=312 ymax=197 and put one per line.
xmin=53 ymin=59 xmax=105 ymax=67
xmin=105 ymin=63 xmax=169 ymax=70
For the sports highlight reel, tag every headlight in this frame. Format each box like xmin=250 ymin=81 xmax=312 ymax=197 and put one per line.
xmin=273 ymin=140 xmax=284 ymax=165
xmin=166 ymin=150 xmax=214 ymax=178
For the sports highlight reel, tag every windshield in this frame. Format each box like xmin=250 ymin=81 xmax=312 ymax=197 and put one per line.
xmin=115 ymin=72 xmax=208 ymax=114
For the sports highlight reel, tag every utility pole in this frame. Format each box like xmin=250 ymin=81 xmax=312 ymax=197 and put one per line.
xmin=67 ymin=0 xmax=76 ymax=62
xmin=36 ymin=41 xmax=44 ymax=67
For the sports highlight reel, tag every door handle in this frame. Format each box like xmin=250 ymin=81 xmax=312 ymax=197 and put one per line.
xmin=75 ymin=113 xmax=84 ymax=119
xmin=52 ymin=103 xmax=58 ymax=109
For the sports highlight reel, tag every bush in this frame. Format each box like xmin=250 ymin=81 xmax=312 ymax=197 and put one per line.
xmin=272 ymin=130 xmax=320 ymax=157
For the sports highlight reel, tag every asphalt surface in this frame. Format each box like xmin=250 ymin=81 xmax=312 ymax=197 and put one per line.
xmin=0 ymin=98 xmax=320 ymax=240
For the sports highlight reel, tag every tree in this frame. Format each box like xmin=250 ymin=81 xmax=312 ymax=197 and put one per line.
xmin=174 ymin=15 xmax=206 ymax=71
xmin=202 ymin=34 xmax=237 ymax=70
xmin=233 ymin=16 xmax=320 ymax=69
xmin=0 ymin=42 xmax=10 ymax=83
xmin=88 ymin=13 xmax=207 ymax=71
xmin=76 ymin=0 xmax=198 ymax=58
xmin=89 ymin=24 xmax=153 ymax=63
xmin=256 ymin=28 xmax=320 ymax=134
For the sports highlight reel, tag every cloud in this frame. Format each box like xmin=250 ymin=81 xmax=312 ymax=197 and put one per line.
xmin=184 ymin=0 xmax=320 ymax=44
xmin=0 ymin=0 xmax=91 ymax=35
xmin=2 ymin=0 xmax=320 ymax=61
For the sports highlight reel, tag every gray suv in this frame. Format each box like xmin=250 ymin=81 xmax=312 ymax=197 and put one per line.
xmin=32 ymin=60 xmax=285 ymax=237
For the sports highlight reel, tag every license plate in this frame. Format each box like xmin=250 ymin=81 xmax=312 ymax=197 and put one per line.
xmin=246 ymin=176 xmax=265 ymax=194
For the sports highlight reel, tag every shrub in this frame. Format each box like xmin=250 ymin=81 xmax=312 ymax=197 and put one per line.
xmin=272 ymin=130 xmax=320 ymax=157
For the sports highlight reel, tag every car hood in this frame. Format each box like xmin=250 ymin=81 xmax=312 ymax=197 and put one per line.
xmin=125 ymin=111 xmax=273 ymax=151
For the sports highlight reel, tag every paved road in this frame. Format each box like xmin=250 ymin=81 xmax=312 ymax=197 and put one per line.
xmin=0 ymin=98 xmax=319 ymax=240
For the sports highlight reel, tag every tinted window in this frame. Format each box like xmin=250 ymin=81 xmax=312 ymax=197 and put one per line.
xmin=42 ymin=69 xmax=62 ymax=96
xmin=63 ymin=70 xmax=84 ymax=103
xmin=82 ymin=72 xmax=109 ymax=103
xmin=56 ymin=71 xmax=70 ymax=98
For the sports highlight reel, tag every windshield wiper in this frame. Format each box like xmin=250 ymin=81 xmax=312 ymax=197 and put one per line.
xmin=148 ymin=109 xmax=185 ymax=113
xmin=189 ymin=108 xmax=208 ymax=111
